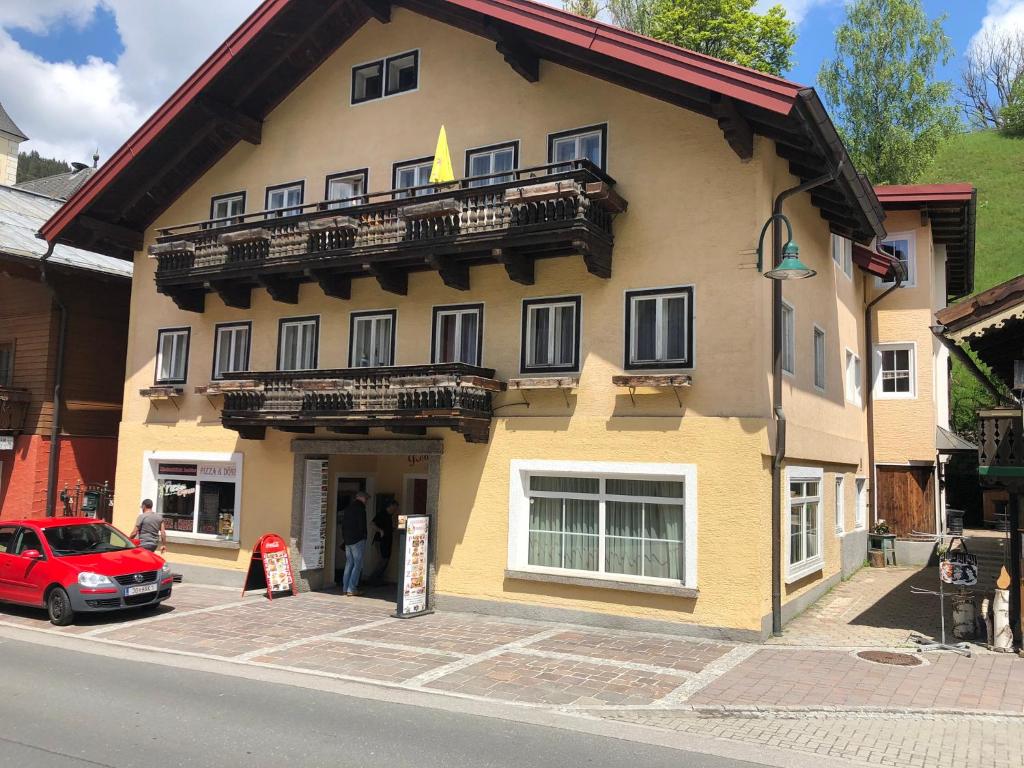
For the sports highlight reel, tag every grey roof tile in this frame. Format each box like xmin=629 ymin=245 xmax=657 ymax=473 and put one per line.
xmin=15 ymin=165 xmax=96 ymax=201
xmin=0 ymin=101 xmax=27 ymax=142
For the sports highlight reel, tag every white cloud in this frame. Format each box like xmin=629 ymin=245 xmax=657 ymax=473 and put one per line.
xmin=755 ymin=0 xmax=839 ymax=25
xmin=1 ymin=0 xmax=260 ymax=164
xmin=976 ymin=0 xmax=1024 ymax=39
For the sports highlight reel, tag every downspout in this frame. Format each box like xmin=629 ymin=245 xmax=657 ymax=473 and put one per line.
xmin=770 ymin=164 xmax=843 ymax=636
xmin=39 ymin=241 xmax=67 ymax=517
xmin=864 ymin=261 xmax=906 ymax=529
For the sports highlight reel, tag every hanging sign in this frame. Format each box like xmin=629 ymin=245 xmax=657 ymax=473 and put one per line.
xmin=940 ymin=547 xmax=978 ymax=586
xmin=300 ymin=459 xmax=328 ymax=570
xmin=394 ymin=514 xmax=432 ymax=618
xmin=243 ymin=533 xmax=297 ymax=599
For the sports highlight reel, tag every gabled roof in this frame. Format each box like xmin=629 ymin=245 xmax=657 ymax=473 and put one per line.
xmin=16 ymin=164 xmax=97 ymax=201
xmin=0 ymin=101 xmax=27 ymax=142
xmin=874 ymin=183 xmax=976 ymax=299
xmin=39 ymin=0 xmax=885 ymax=258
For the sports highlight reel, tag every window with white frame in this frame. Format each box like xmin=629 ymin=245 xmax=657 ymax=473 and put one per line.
xmin=855 ymin=477 xmax=867 ymax=529
xmin=521 ymin=296 xmax=580 ymax=373
xmin=781 ymin=302 xmax=795 ymax=375
xmin=384 ymin=51 xmax=419 ymax=96
xmin=265 ymin=182 xmax=304 ymax=218
xmin=277 ymin=317 xmax=318 ymax=371
xmin=466 ymin=143 xmax=517 ymax=187
xmin=155 ymin=328 xmax=190 ymax=384
xmin=351 ymin=60 xmax=383 ymax=103
xmin=213 ymin=323 xmax=251 ymax=379
xmin=875 ymin=343 xmax=915 ymax=398
xmin=210 ymin=193 xmax=245 ymax=227
xmin=787 ymin=466 xmax=823 ymax=581
xmin=879 ymin=233 xmax=915 ymax=286
xmin=432 ymin=304 xmax=482 ymax=366
xmin=813 ymin=326 xmax=826 ymax=390
xmin=393 ymin=158 xmax=434 ymax=199
xmin=0 ymin=341 xmax=13 ymax=387
xmin=350 ymin=310 xmax=395 ymax=368
xmin=548 ymin=124 xmax=606 ymax=171
xmin=509 ymin=460 xmax=696 ymax=587
xmin=625 ymin=286 xmax=693 ymax=369
xmin=845 ymin=350 xmax=862 ymax=406
xmin=326 ymin=171 xmax=367 ymax=209
xmin=831 ymin=233 xmax=853 ymax=279
xmin=835 ymin=476 xmax=845 ymax=534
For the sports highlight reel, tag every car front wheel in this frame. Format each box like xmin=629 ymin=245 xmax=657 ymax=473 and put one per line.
xmin=47 ymin=587 xmax=74 ymax=626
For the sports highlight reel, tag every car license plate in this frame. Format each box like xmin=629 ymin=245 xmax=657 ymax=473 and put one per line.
xmin=125 ymin=583 xmax=158 ymax=596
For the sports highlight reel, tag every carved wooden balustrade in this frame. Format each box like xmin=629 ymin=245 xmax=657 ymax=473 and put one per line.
xmin=151 ymin=161 xmax=626 ymax=312
xmin=203 ymin=363 xmax=505 ymax=443
xmin=0 ymin=387 xmax=30 ymax=434
xmin=979 ymin=409 xmax=1024 ymax=483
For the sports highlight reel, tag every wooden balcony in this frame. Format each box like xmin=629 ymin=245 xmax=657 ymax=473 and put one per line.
xmin=979 ymin=409 xmax=1024 ymax=484
xmin=0 ymin=387 xmax=30 ymax=434
xmin=203 ymin=363 xmax=505 ymax=443
xmin=151 ymin=161 xmax=627 ymax=312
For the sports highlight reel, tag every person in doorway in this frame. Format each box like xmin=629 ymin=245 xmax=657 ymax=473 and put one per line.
xmin=369 ymin=499 xmax=398 ymax=585
xmin=340 ymin=490 xmax=369 ymax=596
xmin=129 ymin=499 xmax=167 ymax=554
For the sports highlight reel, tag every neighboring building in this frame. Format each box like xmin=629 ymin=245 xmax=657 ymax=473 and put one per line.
xmin=16 ymin=157 xmax=98 ymax=201
xmin=0 ymin=101 xmax=28 ymax=187
xmin=39 ymin=0 xmax=970 ymax=638
xmin=868 ymin=185 xmax=977 ymax=546
xmin=0 ymin=183 xmax=131 ymax=519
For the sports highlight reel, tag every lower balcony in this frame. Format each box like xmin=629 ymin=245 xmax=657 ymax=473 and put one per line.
xmin=979 ymin=409 xmax=1024 ymax=484
xmin=0 ymin=387 xmax=30 ymax=435
xmin=200 ymin=363 xmax=505 ymax=444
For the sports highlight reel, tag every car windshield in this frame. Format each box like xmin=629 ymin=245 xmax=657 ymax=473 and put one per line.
xmin=43 ymin=523 xmax=134 ymax=557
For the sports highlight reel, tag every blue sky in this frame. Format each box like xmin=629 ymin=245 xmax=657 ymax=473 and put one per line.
xmin=0 ymin=1 xmax=1019 ymax=163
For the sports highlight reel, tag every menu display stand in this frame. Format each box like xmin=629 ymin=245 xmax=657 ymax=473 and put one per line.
xmin=909 ymin=530 xmax=976 ymax=657
xmin=393 ymin=514 xmax=432 ymax=619
xmin=243 ymin=533 xmax=297 ymax=600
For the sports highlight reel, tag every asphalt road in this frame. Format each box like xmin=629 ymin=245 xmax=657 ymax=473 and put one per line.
xmin=0 ymin=638 xmax=766 ymax=768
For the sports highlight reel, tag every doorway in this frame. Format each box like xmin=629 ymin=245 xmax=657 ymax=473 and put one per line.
xmin=404 ymin=474 xmax=428 ymax=517
xmin=876 ymin=464 xmax=936 ymax=537
xmin=332 ymin=475 xmax=373 ymax=586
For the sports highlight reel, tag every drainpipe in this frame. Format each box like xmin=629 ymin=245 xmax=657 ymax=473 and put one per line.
xmin=39 ymin=241 xmax=68 ymax=517
xmin=864 ymin=261 xmax=906 ymax=529
xmin=770 ymin=165 xmax=842 ymax=637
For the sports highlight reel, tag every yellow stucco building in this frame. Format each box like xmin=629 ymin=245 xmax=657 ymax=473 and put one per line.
xmin=40 ymin=0 xmax=975 ymax=639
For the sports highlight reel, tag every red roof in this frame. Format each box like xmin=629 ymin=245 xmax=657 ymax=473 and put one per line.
xmin=873 ymin=183 xmax=975 ymax=205
xmin=852 ymin=244 xmax=897 ymax=279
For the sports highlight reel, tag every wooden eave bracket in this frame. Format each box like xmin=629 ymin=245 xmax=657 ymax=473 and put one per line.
xmin=196 ymin=96 xmax=262 ymax=145
xmin=487 ymin=23 xmax=539 ymax=83
xmin=710 ymin=95 xmax=753 ymax=161
xmin=360 ymin=0 xmax=391 ymax=23
xmin=612 ymin=374 xmax=692 ymax=406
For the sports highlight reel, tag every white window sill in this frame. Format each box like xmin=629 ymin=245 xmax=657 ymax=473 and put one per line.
xmin=166 ymin=533 xmax=240 ymax=550
xmin=505 ymin=568 xmax=698 ymax=598
xmin=785 ymin=557 xmax=824 ymax=584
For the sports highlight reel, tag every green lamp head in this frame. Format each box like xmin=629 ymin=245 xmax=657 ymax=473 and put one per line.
xmin=764 ymin=241 xmax=816 ymax=280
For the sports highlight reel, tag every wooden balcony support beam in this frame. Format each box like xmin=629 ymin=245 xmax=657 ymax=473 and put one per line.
xmin=196 ymin=96 xmax=262 ymax=145
xmin=328 ymin=426 xmax=370 ymax=435
xmin=166 ymin=288 xmax=205 ymax=314
xmin=277 ymin=426 xmax=316 ymax=434
xmin=493 ymin=247 xmax=534 ymax=285
xmin=233 ymin=425 xmax=267 ymax=441
xmin=209 ymin=280 xmax=251 ymax=309
xmin=364 ymin=263 xmax=408 ymax=295
xmin=309 ymin=269 xmax=352 ymax=300
xmin=426 ymin=254 xmax=470 ymax=291
xmin=576 ymin=238 xmax=612 ymax=279
xmin=259 ymin=274 xmax=300 ymax=304
xmin=710 ymin=95 xmax=753 ymax=161
xmin=387 ymin=426 xmax=427 ymax=436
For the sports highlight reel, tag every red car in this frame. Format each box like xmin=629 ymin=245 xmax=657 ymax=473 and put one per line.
xmin=0 ymin=518 xmax=172 ymax=626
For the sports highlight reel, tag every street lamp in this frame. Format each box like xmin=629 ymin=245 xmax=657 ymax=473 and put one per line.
xmin=756 ymin=213 xmax=816 ymax=280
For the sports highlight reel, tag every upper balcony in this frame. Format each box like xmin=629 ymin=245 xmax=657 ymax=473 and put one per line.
xmin=979 ymin=408 xmax=1024 ymax=485
xmin=0 ymin=387 xmax=30 ymax=435
xmin=150 ymin=161 xmax=627 ymax=313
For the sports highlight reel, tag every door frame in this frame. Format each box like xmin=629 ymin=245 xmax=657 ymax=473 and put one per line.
xmin=328 ymin=473 xmax=375 ymax=578
xmin=402 ymin=473 xmax=428 ymax=516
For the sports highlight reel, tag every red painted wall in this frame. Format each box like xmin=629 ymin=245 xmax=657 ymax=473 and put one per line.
xmin=0 ymin=435 xmax=118 ymax=519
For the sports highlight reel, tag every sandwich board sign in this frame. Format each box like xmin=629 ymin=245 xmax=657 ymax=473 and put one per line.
xmin=243 ymin=533 xmax=297 ymax=599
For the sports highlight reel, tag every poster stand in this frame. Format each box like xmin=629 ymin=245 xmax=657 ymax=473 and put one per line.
xmin=909 ymin=530 xmax=975 ymax=657
xmin=393 ymin=514 xmax=433 ymax=619
xmin=243 ymin=533 xmax=297 ymax=600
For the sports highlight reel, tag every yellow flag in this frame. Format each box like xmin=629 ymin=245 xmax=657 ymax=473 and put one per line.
xmin=429 ymin=125 xmax=455 ymax=184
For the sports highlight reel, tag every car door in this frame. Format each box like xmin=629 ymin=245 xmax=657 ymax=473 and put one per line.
xmin=8 ymin=527 xmax=50 ymax=606
xmin=0 ymin=525 xmax=19 ymax=602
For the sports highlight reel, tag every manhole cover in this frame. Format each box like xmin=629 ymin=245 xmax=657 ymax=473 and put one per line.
xmin=856 ymin=651 xmax=922 ymax=667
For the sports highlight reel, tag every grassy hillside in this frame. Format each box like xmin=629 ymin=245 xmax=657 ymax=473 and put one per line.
xmin=918 ymin=130 xmax=1024 ymax=292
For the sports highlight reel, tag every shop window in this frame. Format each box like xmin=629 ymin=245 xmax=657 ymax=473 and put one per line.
xmin=548 ymin=124 xmax=607 ymax=171
xmin=432 ymin=304 xmax=483 ymax=366
xmin=466 ymin=142 xmax=517 ymax=187
xmin=521 ymin=296 xmax=580 ymax=374
xmin=787 ymin=466 xmax=823 ymax=582
xmin=625 ymin=286 xmax=693 ymax=370
xmin=325 ymin=170 xmax=368 ymax=209
xmin=349 ymin=310 xmax=395 ymax=367
xmin=278 ymin=316 xmax=319 ymax=371
xmin=152 ymin=459 xmax=240 ymax=540
xmin=155 ymin=328 xmax=190 ymax=385
xmin=213 ymin=322 xmax=251 ymax=379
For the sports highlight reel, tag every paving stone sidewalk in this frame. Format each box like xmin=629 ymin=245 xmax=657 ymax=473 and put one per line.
xmin=2 ymin=583 xmax=1022 ymax=768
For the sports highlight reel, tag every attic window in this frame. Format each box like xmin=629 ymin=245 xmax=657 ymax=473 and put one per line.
xmin=352 ymin=50 xmax=418 ymax=104
xmin=385 ymin=51 xmax=419 ymax=95
xmin=352 ymin=61 xmax=384 ymax=104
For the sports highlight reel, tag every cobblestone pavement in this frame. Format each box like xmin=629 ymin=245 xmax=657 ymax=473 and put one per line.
xmin=2 ymin=582 xmax=1023 ymax=768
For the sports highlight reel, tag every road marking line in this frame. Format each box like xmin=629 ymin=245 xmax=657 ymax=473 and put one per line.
xmin=655 ymin=645 xmax=760 ymax=706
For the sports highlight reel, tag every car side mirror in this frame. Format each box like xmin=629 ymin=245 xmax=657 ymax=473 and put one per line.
xmin=22 ymin=549 xmax=42 ymax=560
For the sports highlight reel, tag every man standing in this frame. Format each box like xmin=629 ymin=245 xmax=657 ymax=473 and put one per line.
xmin=129 ymin=499 xmax=166 ymax=554
xmin=369 ymin=498 xmax=398 ymax=585
xmin=340 ymin=491 xmax=369 ymax=596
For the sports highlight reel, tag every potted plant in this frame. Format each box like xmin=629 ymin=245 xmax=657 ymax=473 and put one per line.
xmin=868 ymin=519 xmax=897 ymax=566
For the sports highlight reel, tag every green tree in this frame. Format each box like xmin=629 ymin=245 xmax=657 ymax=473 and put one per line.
xmin=648 ymin=0 xmax=796 ymax=76
xmin=1000 ymin=77 xmax=1024 ymax=137
xmin=607 ymin=0 xmax=656 ymax=36
xmin=818 ymin=0 xmax=960 ymax=184
xmin=16 ymin=151 xmax=71 ymax=184
xmin=562 ymin=0 xmax=600 ymax=19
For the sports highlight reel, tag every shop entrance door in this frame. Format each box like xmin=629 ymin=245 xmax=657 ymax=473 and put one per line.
xmin=333 ymin=476 xmax=372 ymax=586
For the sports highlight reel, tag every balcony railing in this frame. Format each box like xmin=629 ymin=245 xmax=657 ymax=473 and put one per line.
xmin=150 ymin=161 xmax=626 ymax=313
xmin=0 ymin=387 xmax=30 ymax=434
xmin=202 ymin=363 xmax=505 ymax=443
xmin=979 ymin=409 xmax=1024 ymax=482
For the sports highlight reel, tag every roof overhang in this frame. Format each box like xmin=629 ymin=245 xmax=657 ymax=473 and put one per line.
xmin=39 ymin=0 xmax=885 ymax=259
xmin=852 ymin=243 xmax=897 ymax=280
xmin=874 ymin=183 xmax=976 ymax=299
